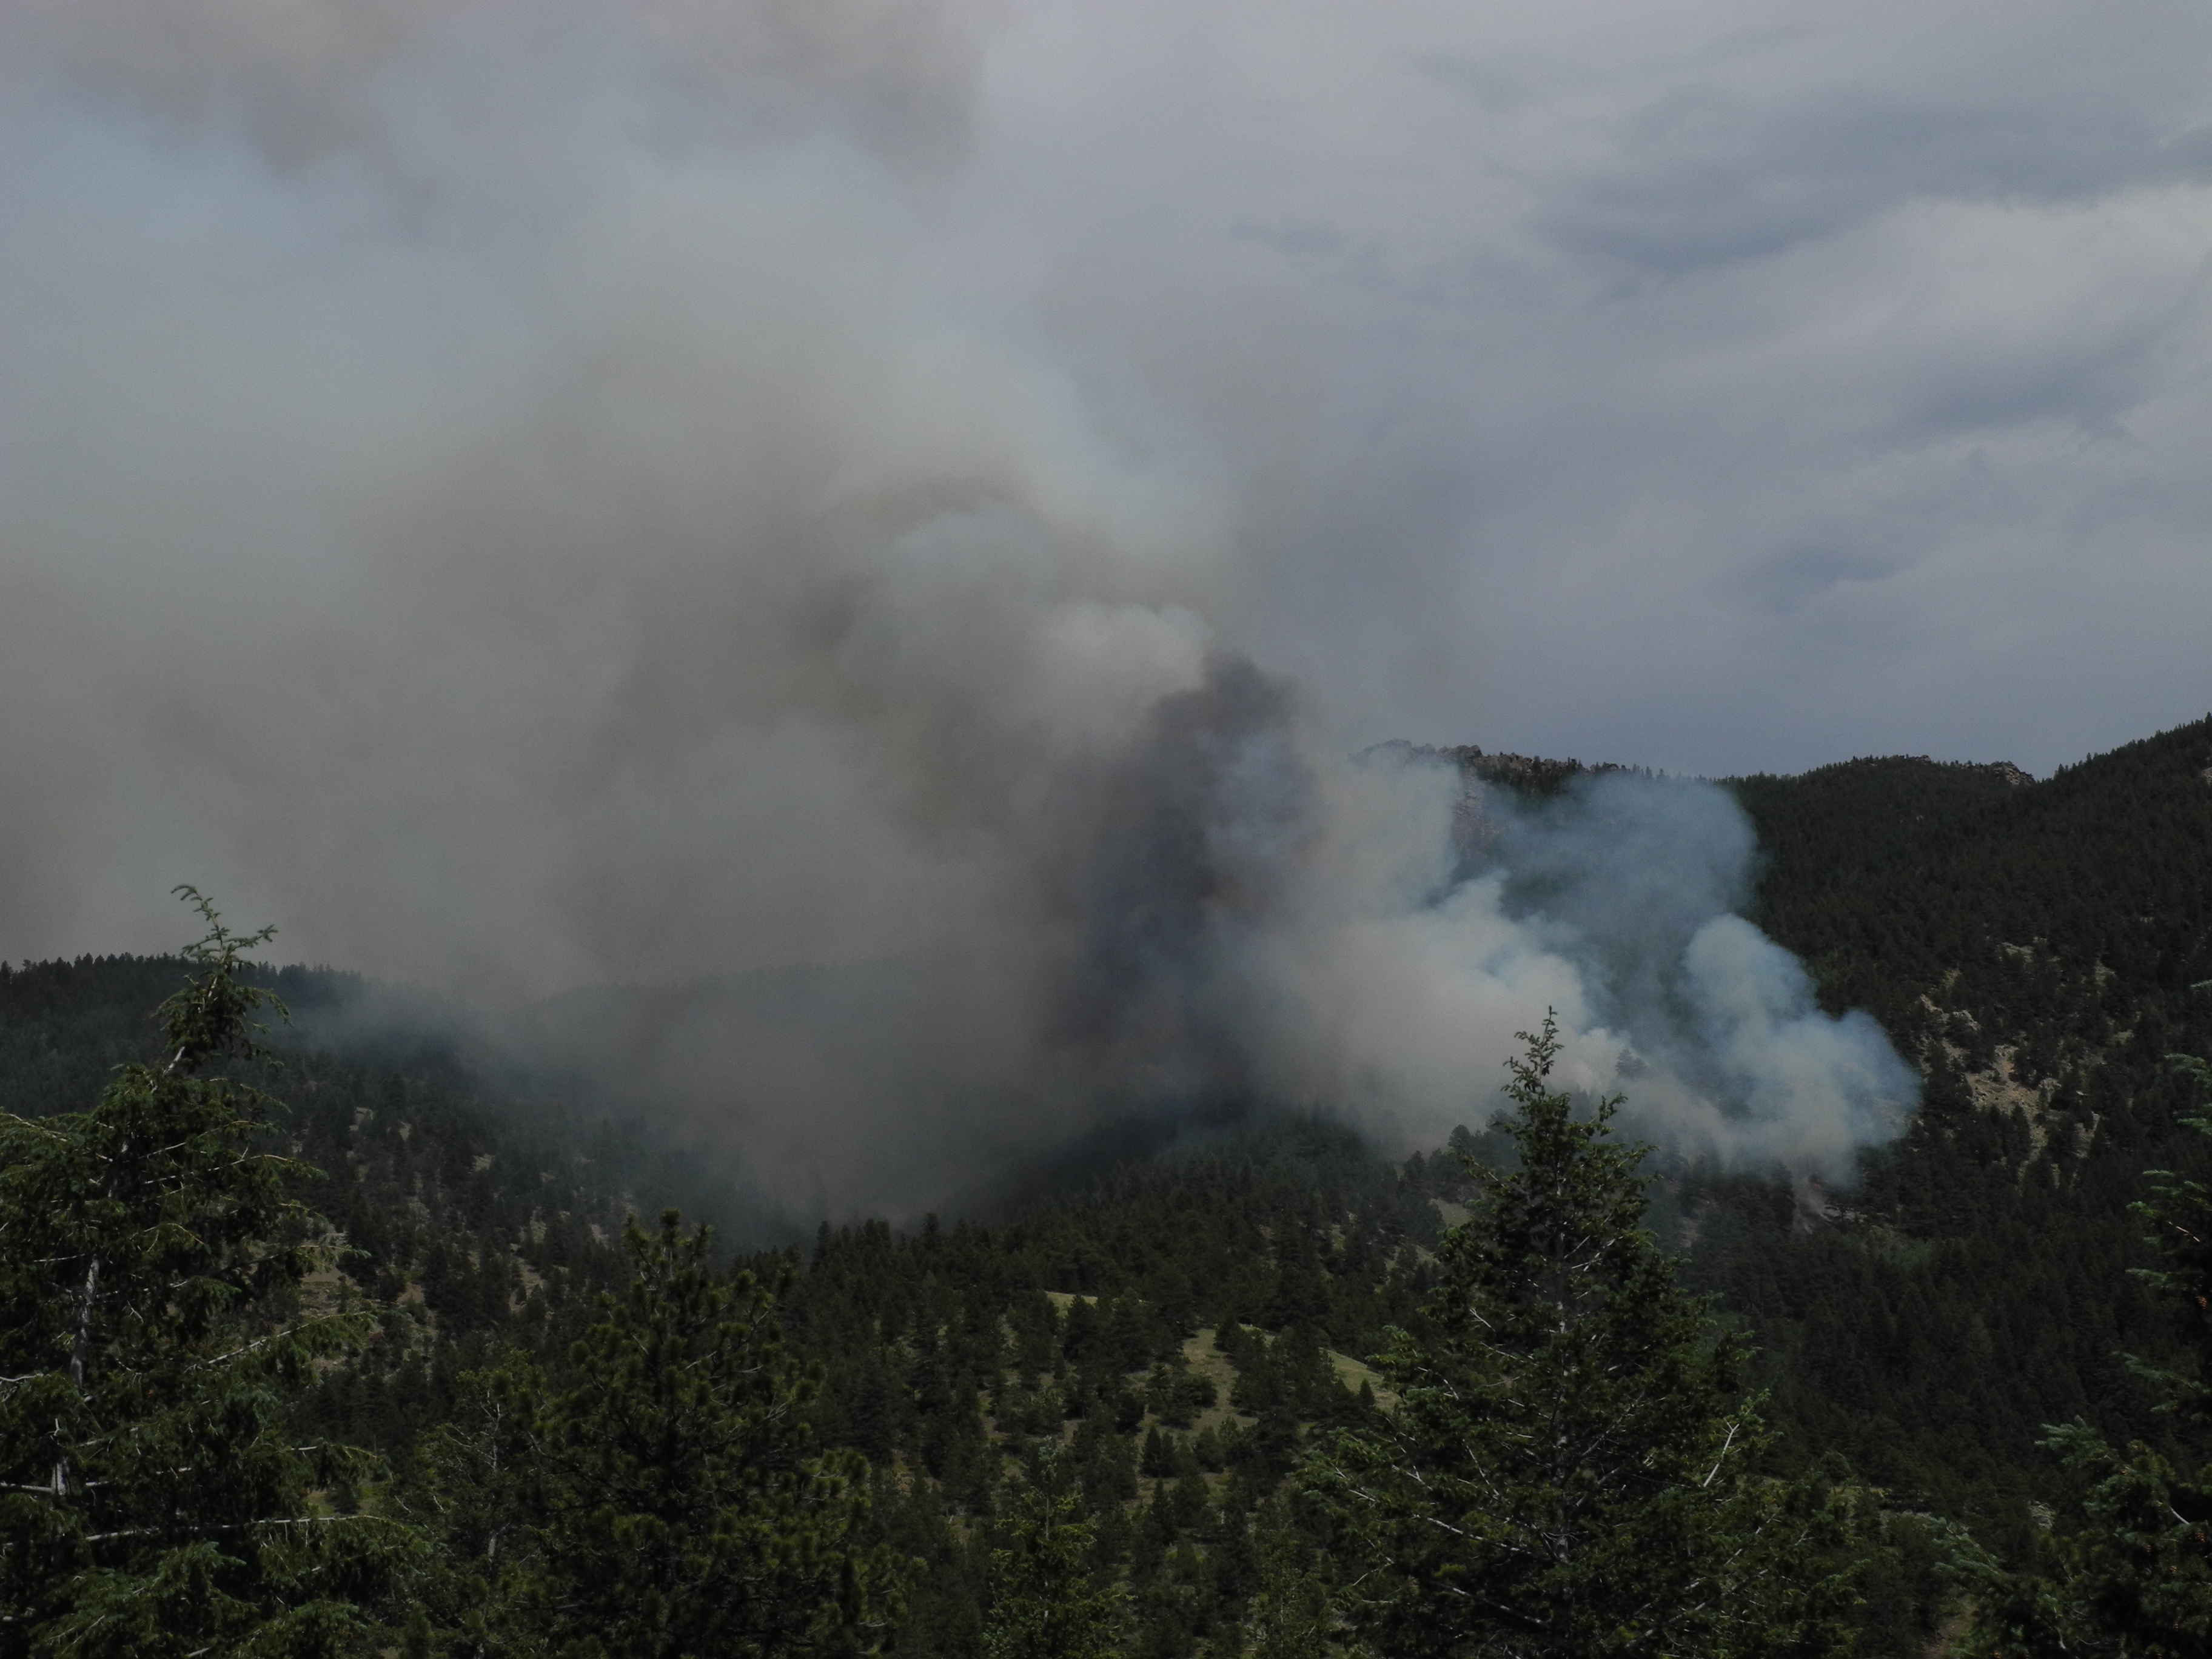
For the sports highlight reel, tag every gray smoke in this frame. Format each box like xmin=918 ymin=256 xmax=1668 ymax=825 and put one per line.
xmin=496 ymin=683 xmax=1919 ymax=1210
xmin=1476 ymin=771 xmax=1919 ymax=1176
xmin=0 ymin=1 xmax=1920 ymax=1216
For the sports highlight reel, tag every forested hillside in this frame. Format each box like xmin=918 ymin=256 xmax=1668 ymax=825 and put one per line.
xmin=2 ymin=717 xmax=2209 ymax=1655
xmin=1716 ymin=720 xmax=2212 ymax=1521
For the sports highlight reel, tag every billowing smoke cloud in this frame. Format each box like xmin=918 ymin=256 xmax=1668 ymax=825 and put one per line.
xmin=1066 ymin=734 xmax=1919 ymax=1185
xmin=0 ymin=1 xmax=1934 ymax=1215
xmin=497 ymin=679 xmax=1916 ymax=1213
xmin=1473 ymin=771 xmax=1919 ymax=1176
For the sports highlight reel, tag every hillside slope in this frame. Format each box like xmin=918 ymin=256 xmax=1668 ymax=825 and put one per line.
xmin=1692 ymin=717 xmax=2212 ymax=1529
xmin=4 ymin=716 xmax=2209 ymax=1656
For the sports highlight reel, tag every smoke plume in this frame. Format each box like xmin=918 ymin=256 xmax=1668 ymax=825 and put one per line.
xmin=0 ymin=1 xmax=1919 ymax=1216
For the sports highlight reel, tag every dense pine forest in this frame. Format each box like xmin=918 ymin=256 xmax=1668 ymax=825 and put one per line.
xmin=5 ymin=718 xmax=2211 ymax=1656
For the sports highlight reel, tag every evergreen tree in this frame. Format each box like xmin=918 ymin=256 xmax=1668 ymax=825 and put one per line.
xmin=980 ymin=1460 xmax=1120 ymax=1659
xmin=434 ymin=1212 xmax=908 ymax=1659
xmin=1307 ymin=1015 xmax=1856 ymax=1659
xmin=0 ymin=891 xmax=411 ymax=1658
xmin=403 ymin=1350 xmax=547 ymax=1658
xmin=1240 ymin=1500 xmax=1330 ymax=1659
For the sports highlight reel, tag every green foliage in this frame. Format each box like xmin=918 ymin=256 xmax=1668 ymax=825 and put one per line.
xmin=0 ymin=891 xmax=412 ymax=1657
xmin=2139 ymin=1054 xmax=2212 ymax=1433
xmin=981 ymin=1461 xmax=1120 ymax=1659
xmin=1239 ymin=1501 xmax=1330 ymax=1659
xmin=1951 ymin=1065 xmax=2212 ymax=1659
xmin=1701 ymin=724 xmax=2212 ymax=1558
xmin=1952 ymin=1424 xmax=2210 ymax=1658
xmin=14 ymin=703 xmax=2212 ymax=1659
xmin=1310 ymin=1017 xmax=1858 ymax=1659
xmin=402 ymin=1349 xmax=546 ymax=1656
xmin=413 ymin=1212 xmax=910 ymax=1658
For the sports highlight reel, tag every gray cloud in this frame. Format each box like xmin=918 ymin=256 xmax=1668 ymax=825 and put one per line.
xmin=0 ymin=0 xmax=984 ymax=173
xmin=1532 ymin=92 xmax=2212 ymax=277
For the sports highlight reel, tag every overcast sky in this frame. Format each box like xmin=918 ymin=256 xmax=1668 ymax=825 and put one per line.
xmin=959 ymin=0 xmax=2212 ymax=777
xmin=2 ymin=0 xmax=2210 ymax=985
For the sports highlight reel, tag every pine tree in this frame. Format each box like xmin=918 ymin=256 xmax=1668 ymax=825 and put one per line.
xmin=0 ymin=891 xmax=413 ymax=1658
xmin=980 ymin=1458 xmax=1120 ymax=1659
xmin=402 ymin=1349 xmax=546 ymax=1658
xmin=1241 ymin=1499 xmax=1330 ymax=1659
xmin=1307 ymin=1014 xmax=1856 ymax=1659
xmin=429 ymin=1212 xmax=908 ymax=1659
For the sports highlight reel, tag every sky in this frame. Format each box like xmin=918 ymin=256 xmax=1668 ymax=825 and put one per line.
xmin=979 ymin=1 xmax=2212 ymax=777
xmin=0 ymin=1 xmax=2205 ymax=1207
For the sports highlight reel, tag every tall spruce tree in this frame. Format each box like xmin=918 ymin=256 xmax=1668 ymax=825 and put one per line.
xmin=979 ymin=1459 xmax=1120 ymax=1659
xmin=1307 ymin=1015 xmax=1856 ymax=1659
xmin=415 ymin=1211 xmax=908 ymax=1659
xmin=0 ymin=891 xmax=412 ymax=1658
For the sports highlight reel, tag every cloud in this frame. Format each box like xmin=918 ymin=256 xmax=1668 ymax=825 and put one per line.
xmin=0 ymin=0 xmax=985 ymax=172
xmin=976 ymin=1 xmax=2212 ymax=773
xmin=1528 ymin=88 xmax=2212 ymax=277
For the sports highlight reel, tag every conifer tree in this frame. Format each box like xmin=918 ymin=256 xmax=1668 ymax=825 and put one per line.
xmin=0 ymin=891 xmax=412 ymax=1658
xmin=418 ymin=1212 xmax=908 ymax=1658
xmin=1241 ymin=1499 xmax=1330 ymax=1659
xmin=402 ymin=1350 xmax=546 ymax=1658
xmin=1307 ymin=1014 xmax=1855 ymax=1659
xmin=980 ymin=1458 xmax=1120 ymax=1659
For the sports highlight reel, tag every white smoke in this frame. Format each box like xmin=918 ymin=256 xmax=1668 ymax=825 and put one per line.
xmin=0 ymin=1 xmax=1918 ymax=1213
xmin=1205 ymin=756 xmax=1917 ymax=1182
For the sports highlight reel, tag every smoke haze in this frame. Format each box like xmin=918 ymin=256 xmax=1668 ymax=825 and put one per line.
xmin=55 ymin=0 xmax=2212 ymax=1212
